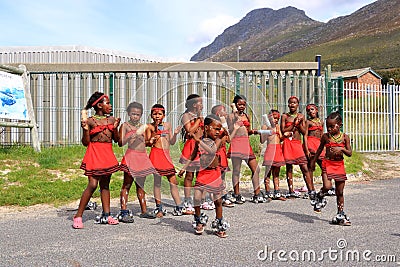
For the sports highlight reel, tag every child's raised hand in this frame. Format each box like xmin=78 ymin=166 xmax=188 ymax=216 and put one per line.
xmin=233 ymin=122 xmax=241 ymax=130
xmin=81 ymin=120 xmax=89 ymax=131
xmin=174 ymin=125 xmax=182 ymax=135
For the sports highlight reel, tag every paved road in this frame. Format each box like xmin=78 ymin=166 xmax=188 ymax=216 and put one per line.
xmin=1 ymin=178 xmax=399 ymax=266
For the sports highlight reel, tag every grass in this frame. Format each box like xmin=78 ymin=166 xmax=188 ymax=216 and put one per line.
xmin=276 ymin=28 xmax=400 ymax=72
xmin=0 ymin=142 xmax=368 ymax=207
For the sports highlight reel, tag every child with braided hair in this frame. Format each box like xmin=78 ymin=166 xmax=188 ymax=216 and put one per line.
xmin=73 ymin=91 xmax=120 ymax=229
xmin=310 ymin=111 xmax=352 ymax=226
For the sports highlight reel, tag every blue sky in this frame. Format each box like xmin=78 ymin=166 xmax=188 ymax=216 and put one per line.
xmin=0 ymin=0 xmax=376 ymax=61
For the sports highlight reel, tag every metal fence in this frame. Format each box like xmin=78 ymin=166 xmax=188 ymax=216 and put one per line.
xmin=342 ymin=82 xmax=400 ymax=152
xmin=2 ymin=62 xmax=399 ymax=152
xmin=0 ymin=62 xmax=324 ymax=147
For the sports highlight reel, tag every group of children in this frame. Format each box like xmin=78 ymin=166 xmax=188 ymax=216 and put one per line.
xmin=72 ymin=92 xmax=353 ymax=237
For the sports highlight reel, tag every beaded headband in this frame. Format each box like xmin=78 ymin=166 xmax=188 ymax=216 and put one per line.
xmin=151 ymin=107 xmax=165 ymax=111
xmin=288 ymin=96 xmax=299 ymax=103
xmin=306 ymin=104 xmax=318 ymax=111
xmin=270 ymin=110 xmax=280 ymax=118
xmin=92 ymin=95 xmax=109 ymax=107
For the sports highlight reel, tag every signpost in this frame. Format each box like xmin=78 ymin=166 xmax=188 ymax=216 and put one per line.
xmin=0 ymin=64 xmax=41 ymax=152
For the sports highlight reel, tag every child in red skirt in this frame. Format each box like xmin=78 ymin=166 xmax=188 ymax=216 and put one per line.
xmin=179 ymin=94 xmax=203 ymax=214
xmin=227 ymin=95 xmax=261 ymax=204
xmin=304 ymin=104 xmax=334 ymax=196
xmin=118 ymin=102 xmax=157 ymax=222
xmin=146 ymin=104 xmax=184 ymax=217
xmin=311 ymin=111 xmax=352 ymax=226
xmin=261 ymin=110 xmax=286 ymax=201
xmin=211 ymin=104 xmax=235 ymax=207
xmin=179 ymin=114 xmax=230 ymax=238
xmin=73 ymin=92 xmax=120 ymax=229
xmin=281 ymin=96 xmax=315 ymax=199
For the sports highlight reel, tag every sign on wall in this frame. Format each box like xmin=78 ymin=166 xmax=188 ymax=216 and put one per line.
xmin=0 ymin=70 xmax=28 ymax=120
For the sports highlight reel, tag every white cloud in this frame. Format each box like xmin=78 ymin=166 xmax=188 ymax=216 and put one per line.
xmin=188 ymin=14 xmax=239 ymax=46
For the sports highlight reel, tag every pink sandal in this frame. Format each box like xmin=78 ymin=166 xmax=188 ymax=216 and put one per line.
xmin=107 ymin=216 xmax=119 ymax=225
xmin=295 ymin=186 xmax=308 ymax=192
xmin=72 ymin=217 xmax=84 ymax=229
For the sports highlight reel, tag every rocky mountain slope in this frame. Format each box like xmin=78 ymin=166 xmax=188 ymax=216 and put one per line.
xmin=191 ymin=0 xmax=400 ymax=72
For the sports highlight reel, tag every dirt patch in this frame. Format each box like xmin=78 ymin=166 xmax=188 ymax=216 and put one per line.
xmin=360 ymin=152 xmax=400 ymax=180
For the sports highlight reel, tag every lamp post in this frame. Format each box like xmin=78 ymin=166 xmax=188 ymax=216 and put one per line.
xmin=236 ymin=46 xmax=241 ymax=95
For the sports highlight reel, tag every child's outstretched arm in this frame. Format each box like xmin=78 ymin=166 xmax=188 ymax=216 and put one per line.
xmin=259 ymin=124 xmax=274 ymax=144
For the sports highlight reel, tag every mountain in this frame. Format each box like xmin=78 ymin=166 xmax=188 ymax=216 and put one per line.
xmin=190 ymin=0 xmax=400 ymax=72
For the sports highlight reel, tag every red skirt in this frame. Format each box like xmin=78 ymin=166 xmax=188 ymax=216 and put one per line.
xmin=306 ymin=136 xmax=325 ymax=159
xmin=217 ymin=145 xmax=230 ymax=173
xmin=282 ymin=138 xmax=307 ymax=165
xmin=149 ymin=147 xmax=176 ymax=176
xmin=227 ymin=136 xmax=256 ymax=161
xmin=80 ymin=142 xmax=119 ymax=177
xmin=194 ymin=167 xmax=224 ymax=194
xmin=179 ymin=138 xmax=200 ymax=171
xmin=120 ymin=149 xmax=156 ymax=177
xmin=263 ymin=143 xmax=285 ymax=167
xmin=322 ymin=159 xmax=347 ymax=181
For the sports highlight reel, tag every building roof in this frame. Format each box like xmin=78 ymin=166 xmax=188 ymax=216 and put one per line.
xmin=0 ymin=45 xmax=167 ymax=63
xmin=331 ymin=67 xmax=382 ymax=80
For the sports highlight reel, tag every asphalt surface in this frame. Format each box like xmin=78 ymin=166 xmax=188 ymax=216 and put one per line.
xmin=1 ymin=178 xmax=399 ymax=267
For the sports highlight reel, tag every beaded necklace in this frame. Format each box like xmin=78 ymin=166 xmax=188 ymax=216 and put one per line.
xmin=92 ymin=114 xmax=107 ymax=120
xmin=311 ymin=118 xmax=321 ymax=124
xmin=288 ymin=112 xmax=298 ymax=118
xmin=128 ymin=120 xmax=141 ymax=127
xmin=329 ymin=132 xmax=343 ymax=143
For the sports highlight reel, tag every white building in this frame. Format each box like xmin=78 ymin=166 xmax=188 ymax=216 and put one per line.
xmin=0 ymin=45 xmax=163 ymax=64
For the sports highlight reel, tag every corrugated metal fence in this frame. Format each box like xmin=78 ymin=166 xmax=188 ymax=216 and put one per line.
xmin=1 ymin=62 xmax=324 ymax=147
xmin=2 ymin=62 xmax=399 ymax=152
